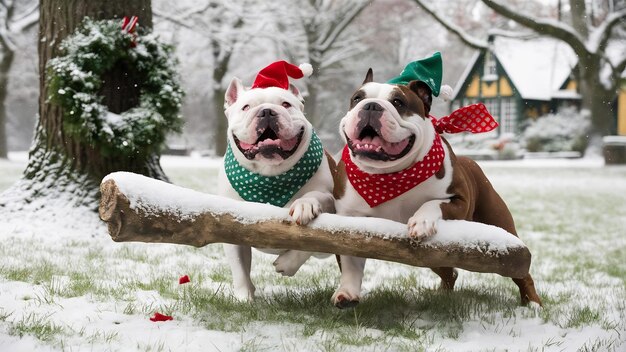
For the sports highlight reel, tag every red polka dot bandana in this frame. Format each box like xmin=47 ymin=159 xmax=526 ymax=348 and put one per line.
xmin=342 ymin=134 xmax=445 ymax=208
xmin=431 ymin=103 xmax=498 ymax=134
xmin=342 ymin=103 xmax=497 ymax=208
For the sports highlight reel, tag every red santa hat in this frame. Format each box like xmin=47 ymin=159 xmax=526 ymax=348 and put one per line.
xmin=251 ymin=61 xmax=313 ymax=90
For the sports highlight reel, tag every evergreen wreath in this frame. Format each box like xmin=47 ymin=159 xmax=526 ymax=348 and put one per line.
xmin=47 ymin=17 xmax=184 ymax=157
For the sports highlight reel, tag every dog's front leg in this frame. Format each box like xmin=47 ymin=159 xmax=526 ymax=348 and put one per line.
xmin=331 ymin=255 xmax=366 ymax=308
xmin=408 ymin=199 xmax=451 ymax=242
xmin=288 ymin=190 xmax=335 ymax=225
xmin=223 ymin=244 xmax=255 ymax=301
xmin=275 ymin=191 xmax=335 ymax=276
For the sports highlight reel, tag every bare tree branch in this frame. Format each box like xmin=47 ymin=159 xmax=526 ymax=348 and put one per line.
xmin=178 ymin=1 xmax=212 ymax=18
xmin=316 ymin=0 xmax=372 ymax=53
xmin=592 ymin=9 xmax=626 ymax=55
xmin=10 ymin=1 xmax=36 ymax=24
xmin=153 ymin=9 xmax=193 ymax=29
xmin=410 ymin=0 xmax=488 ymax=50
xmin=0 ymin=29 xmax=16 ymax=52
xmin=480 ymin=0 xmax=589 ymax=57
xmin=614 ymin=57 xmax=626 ymax=82
xmin=9 ymin=4 xmax=38 ymax=33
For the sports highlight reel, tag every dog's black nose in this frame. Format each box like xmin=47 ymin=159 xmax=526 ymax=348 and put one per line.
xmin=257 ymin=108 xmax=278 ymax=117
xmin=362 ymin=102 xmax=383 ymax=111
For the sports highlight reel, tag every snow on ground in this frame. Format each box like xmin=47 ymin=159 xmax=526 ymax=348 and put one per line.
xmin=1 ymin=153 xmax=625 ymax=351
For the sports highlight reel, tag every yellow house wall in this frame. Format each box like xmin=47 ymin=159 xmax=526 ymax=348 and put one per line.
xmin=466 ymin=75 xmax=480 ymax=97
xmin=481 ymin=80 xmax=498 ymax=97
xmin=499 ymin=77 xmax=513 ymax=96
xmin=463 ymin=75 xmax=514 ymax=99
xmin=566 ymin=80 xmax=577 ymax=91
xmin=619 ymin=85 xmax=626 ymax=136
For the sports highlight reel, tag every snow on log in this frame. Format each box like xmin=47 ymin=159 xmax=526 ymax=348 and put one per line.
xmin=99 ymin=172 xmax=532 ymax=278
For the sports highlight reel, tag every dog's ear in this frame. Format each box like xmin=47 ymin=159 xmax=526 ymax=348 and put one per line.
xmin=408 ymin=80 xmax=432 ymax=116
xmin=224 ymin=77 xmax=244 ymax=109
xmin=289 ymin=83 xmax=304 ymax=103
xmin=362 ymin=68 xmax=373 ymax=85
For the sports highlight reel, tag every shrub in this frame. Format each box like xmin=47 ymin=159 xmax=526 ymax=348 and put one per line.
xmin=521 ymin=107 xmax=590 ymax=153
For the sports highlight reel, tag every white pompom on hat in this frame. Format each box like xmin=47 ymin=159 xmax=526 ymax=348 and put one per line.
xmin=439 ymin=85 xmax=453 ymax=102
xmin=298 ymin=63 xmax=313 ymax=77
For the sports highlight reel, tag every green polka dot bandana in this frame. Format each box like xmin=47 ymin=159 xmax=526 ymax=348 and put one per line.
xmin=224 ymin=131 xmax=324 ymax=207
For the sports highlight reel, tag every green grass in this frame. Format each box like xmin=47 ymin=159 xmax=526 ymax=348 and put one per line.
xmin=9 ymin=312 xmax=66 ymax=342
xmin=1 ymin=159 xmax=625 ymax=350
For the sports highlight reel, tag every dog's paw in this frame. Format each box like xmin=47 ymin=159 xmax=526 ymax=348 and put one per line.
xmin=273 ymin=250 xmax=311 ymax=277
xmin=289 ymin=197 xmax=322 ymax=225
xmin=331 ymin=288 xmax=360 ymax=309
xmin=232 ymin=285 xmax=255 ymax=302
xmin=407 ymin=214 xmax=440 ymax=242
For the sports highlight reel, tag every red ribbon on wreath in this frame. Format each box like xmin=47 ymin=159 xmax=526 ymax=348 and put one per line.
xmin=122 ymin=16 xmax=138 ymax=47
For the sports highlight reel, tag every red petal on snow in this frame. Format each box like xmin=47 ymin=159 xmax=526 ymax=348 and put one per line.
xmin=149 ymin=312 xmax=173 ymax=322
xmin=179 ymin=275 xmax=190 ymax=284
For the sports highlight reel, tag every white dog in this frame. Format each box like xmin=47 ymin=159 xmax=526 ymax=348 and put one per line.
xmin=218 ymin=61 xmax=335 ymax=301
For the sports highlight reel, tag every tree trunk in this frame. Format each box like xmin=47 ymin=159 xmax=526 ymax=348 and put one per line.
xmin=25 ymin=0 xmax=167 ymax=197
xmin=211 ymin=38 xmax=235 ymax=157
xmin=0 ymin=49 xmax=13 ymax=159
xmin=569 ymin=0 xmax=590 ymax=38
xmin=303 ymin=58 xmax=322 ymax=128
xmin=578 ymin=56 xmax=617 ymax=137
xmin=304 ymin=76 xmax=321 ymax=128
xmin=212 ymin=87 xmax=228 ymax=156
xmin=99 ymin=173 xmax=533 ymax=279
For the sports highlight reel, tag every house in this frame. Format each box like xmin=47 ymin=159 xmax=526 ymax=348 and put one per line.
xmin=450 ymin=35 xmax=626 ymax=137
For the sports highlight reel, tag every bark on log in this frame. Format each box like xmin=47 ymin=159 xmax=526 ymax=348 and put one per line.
xmin=99 ymin=172 xmax=532 ymax=278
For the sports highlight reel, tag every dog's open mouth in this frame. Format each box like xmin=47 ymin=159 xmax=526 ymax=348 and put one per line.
xmin=234 ymin=127 xmax=305 ymax=160
xmin=347 ymin=125 xmax=415 ymax=161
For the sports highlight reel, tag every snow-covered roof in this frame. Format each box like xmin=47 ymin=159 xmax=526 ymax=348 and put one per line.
xmin=494 ymin=36 xmax=578 ymax=101
xmin=453 ymin=36 xmax=579 ymax=101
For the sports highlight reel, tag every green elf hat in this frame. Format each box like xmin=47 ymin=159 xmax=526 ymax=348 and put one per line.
xmin=387 ymin=52 xmax=453 ymax=100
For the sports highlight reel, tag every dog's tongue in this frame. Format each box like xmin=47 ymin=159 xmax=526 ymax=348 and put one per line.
xmin=238 ymin=141 xmax=255 ymax=150
xmin=381 ymin=139 xmax=409 ymax=155
xmin=248 ymin=135 xmax=298 ymax=151
xmin=279 ymin=135 xmax=299 ymax=151
xmin=354 ymin=136 xmax=409 ymax=156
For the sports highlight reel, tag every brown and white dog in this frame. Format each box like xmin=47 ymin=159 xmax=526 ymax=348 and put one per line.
xmin=218 ymin=73 xmax=335 ymax=301
xmin=331 ymin=69 xmax=542 ymax=308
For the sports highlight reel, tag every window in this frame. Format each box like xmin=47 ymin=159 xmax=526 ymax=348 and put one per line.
xmin=483 ymin=51 xmax=498 ymax=82
xmin=500 ymin=98 xmax=517 ymax=134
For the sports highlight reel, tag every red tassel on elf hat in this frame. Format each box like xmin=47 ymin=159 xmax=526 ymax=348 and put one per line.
xmin=251 ymin=61 xmax=313 ymax=90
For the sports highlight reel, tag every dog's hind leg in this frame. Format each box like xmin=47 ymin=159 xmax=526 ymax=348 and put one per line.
xmin=273 ymin=250 xmax=312 ymax=276
xmin=462 ymin=159 xmax=543 ymax=306
xmin=512 ymin=274 xmax=542 ymax=306
xmin=430 ymin=267 xmax=458 ymax=290
xmin=471 ymin=190 xmax=542 ymax=305
xmin=223 ymin=244 xmax=255 ymax=301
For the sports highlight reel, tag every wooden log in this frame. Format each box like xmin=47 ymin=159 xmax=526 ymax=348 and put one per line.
xmin=99 ymin=172 xmax=532 ymax=278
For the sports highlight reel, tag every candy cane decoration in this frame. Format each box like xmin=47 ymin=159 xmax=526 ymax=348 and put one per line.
xmin=121 ymin=16 xmax=139 ymax=47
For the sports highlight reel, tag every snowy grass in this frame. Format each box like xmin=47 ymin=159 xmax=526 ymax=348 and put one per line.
xmin=1 ymin=154 xmax=625 ymax=351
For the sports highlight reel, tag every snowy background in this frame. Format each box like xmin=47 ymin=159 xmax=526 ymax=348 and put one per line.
xmin=2 ymin=0 xmax=563 ymax=153
xmin=1 ymin=153 xmax=626 ymax=351
xmin=1 ymin=0 xmax=626 ymax=351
